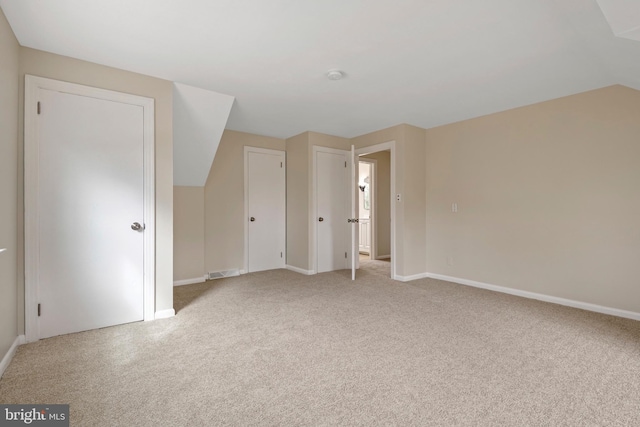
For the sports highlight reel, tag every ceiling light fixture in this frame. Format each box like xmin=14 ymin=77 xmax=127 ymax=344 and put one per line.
xmin=327 ymin=70 xmax=344 ymax=81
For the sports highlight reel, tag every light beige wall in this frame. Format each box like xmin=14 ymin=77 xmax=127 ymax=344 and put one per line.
xmin=19 ymin=47 xmax=174 ymax=318
xmin=351 ymin=125 xmax=404 ymax=151
xmin=204 ymin=130 xmax=285 ymax=273
xmin=0 ymin=7 xmax=19 ymax=359
xmin=361 ymin=151 xmax=391 ymax=258
xmin=308 ymin=132 xmax=349 ymax=151
xmin=424 ymin=85 xmax=640 ymax=313
xmin=402 ymin=125 xmax=427 ymax=276
xmin=285 ymin=132 xmax=310 ymax=270
xmin=174 ymin=186 xmax=205 ymax=281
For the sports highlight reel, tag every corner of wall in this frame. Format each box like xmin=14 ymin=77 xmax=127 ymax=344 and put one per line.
xmin=0 ymin=6 xmax=20 ymax=364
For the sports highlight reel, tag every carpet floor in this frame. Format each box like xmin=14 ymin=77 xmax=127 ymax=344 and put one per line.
xmin=1 ymin=260 xmax=639 ymax=426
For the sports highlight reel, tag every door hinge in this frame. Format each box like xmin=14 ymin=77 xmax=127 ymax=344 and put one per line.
xmin=37 ymin=102 xmax=41 ymax=115
xmin=345 ymin=252 xmax=348 ymax=259
xmin=280 ymin=162 xmax=283 ymax=168
xmin=345 ymin=161 xmax=347 ymax=167
xmin=280 ymin=252 xmax=283 ymax=258
xmin=38 ymin=303 xmax=41 ymax=317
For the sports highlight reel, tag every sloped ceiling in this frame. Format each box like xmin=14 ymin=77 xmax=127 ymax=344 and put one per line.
xmin=596 ymin=0 xmax=640 ymax=41
xmin=1 ymin=0 xmax=639 ymax=139
xmin=173 ymin=83 xmax=234 ymax=187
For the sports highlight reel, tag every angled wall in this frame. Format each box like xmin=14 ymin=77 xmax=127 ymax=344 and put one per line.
xmin=173 ymin=83 xmax=234 ymax=186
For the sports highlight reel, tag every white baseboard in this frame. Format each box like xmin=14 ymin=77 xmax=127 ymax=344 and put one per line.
xmin=173 ymin=276 xmax=207 ymax=287
xmin=424 ymin=272 xmax=640 ymax=321
xmin=154 ymin=309 xmax=176 ymax=320
xmin=376 ymin=255 xmax=391 ymax=260
xmin=286 ymin=265 xmax=315 ymax=275
xmin=1 ymin=335 xmax=25 ymax=379
xmin=396 ymin=272 xmax=429 ymax=282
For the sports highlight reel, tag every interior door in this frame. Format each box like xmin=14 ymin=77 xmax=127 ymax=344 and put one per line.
xmin=247 ymin=148 xmax=286 ymax=272
xmin=37 ymin=88 xmax=145 ymax=339
xmin=316 ymin=149 xmax=350 ymax=273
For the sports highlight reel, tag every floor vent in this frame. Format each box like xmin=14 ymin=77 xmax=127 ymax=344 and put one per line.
xmin=207 ymin=269 xmax=240 ymax=280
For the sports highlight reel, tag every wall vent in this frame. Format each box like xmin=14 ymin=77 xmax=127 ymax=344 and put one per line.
xmin=207 ymin=269 xmax=240 ymax=280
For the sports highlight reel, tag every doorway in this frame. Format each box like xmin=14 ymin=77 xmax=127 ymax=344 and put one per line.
xmin=355 ymin=142 xmax=396 ymax=279
xmin=358 ymin=160 xmax=374 ymax=261
xmin=24 ymin=76 xmax=155 ymax=341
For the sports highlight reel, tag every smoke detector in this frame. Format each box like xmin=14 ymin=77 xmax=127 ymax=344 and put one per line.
xmin=327 ymin=70 xmax=344 ymax=80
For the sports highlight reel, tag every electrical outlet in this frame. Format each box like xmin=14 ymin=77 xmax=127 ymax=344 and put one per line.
xmin=451 ymin=203 xmax=458 ymax=213
xmin=396 ymin=193 xmax=402 ymax=202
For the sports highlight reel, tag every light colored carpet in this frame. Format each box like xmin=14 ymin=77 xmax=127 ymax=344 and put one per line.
xmin=1 ymin=261 xmax=639 ymax=426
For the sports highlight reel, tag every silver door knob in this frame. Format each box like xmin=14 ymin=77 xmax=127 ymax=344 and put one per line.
xmin=131 ymin=222 xmax=143 ymax=231
xmin=250 ymin=217 xmax=255 ymax=222
xmin=319 ymin=217 xmax=324 ymax=222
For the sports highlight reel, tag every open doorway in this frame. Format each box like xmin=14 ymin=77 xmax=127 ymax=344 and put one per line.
xmin=356 ymin=145 xmax=393 ymax=278
xmin=358 ymin=160 xmax=374 ymax=261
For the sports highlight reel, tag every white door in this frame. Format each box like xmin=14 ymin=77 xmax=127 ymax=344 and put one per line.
xmin=316 ymin=148 xmax=350 ymax=273
xmin=37 ymin=88 xmax=145 ymax=339
xmin=246 ymin=148 xmax=286 ymax=272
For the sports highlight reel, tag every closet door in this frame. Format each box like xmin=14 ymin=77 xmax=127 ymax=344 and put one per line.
xmin=315 ymin=147 xmax=350 ymax=273
xmin=245 ymin=147 xmax=286 ymax=273
xmin=29 ymin=82 xmax=152 ymax=339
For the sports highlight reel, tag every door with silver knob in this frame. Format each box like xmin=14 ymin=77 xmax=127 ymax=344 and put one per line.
xmin=315 ymin=147 xmax=350 ymax=274
xmin=33 ymin=83 xmax=146 ymax=340
xmin=245 ymin=147 xmax=285 ymax=273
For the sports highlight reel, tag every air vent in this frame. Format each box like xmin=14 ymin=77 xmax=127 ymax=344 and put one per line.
xmin=207 ymin=269 xmax=240 ymax=280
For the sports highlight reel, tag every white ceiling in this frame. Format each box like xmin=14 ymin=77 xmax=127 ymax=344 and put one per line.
xmin=2 ymin=0 xmax=639 ymax=139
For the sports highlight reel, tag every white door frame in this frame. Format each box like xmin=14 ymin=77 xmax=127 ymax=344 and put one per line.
xmin=243 ymin=146 xmax=286 ymax=273
xmin=355 ymin=141 xmax=396 ymax=280
xmin=24 ymin=75 xmax=156 ymax=342
xmin=358 ymin=158 xmax=377 ymax=263
xmin=310 ymin=145 xmax=351 ymax=274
